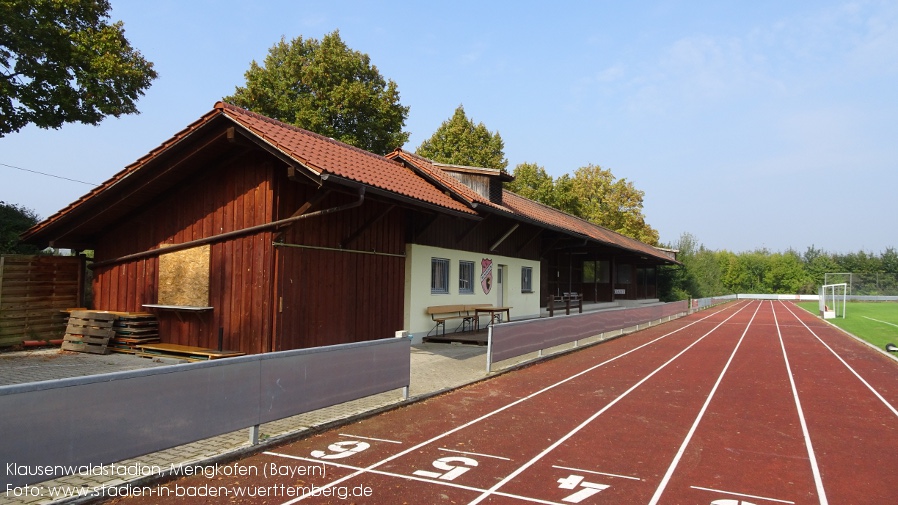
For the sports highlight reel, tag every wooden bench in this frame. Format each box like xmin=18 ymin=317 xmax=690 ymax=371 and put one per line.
xmin=547 ymin=292 xmax=582 ymax=317
xmin=426 ymin=305 xmax=469 ymax=336
xmin=426 ymin=304 xmax=497 ymax=336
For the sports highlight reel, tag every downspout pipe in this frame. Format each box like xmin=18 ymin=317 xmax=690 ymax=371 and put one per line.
xmin=90 ymin=186 xmax=366 ymax=269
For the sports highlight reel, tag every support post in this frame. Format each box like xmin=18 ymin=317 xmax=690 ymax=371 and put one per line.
xmin=486 ymin=326 xmax=493 ymax=373
xmin=249 ymin=425 xmax=260 ymax=446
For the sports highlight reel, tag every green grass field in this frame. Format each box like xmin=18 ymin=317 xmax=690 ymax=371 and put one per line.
xmin=796 ymin=301 xmax=898 ymax=351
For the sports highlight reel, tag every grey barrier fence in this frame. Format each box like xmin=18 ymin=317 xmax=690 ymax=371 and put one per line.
xmin=486 ymin=300 xmax=689 ymax=372
xmin=695 ymin=294 xmax=898 ymax=303
xmin=691 ymin=294 xmax=738 ymax=310
xmin=1 ymin=336 xmax=410 ymax=488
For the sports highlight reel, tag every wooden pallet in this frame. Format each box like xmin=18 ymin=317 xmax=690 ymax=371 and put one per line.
xmin=110 ymin=312 xmax=160 ymax=353
xmin=135 ymin=343 xmax=244 ymax=361
xmin=62 ymin=311 xmax=116 ymax=354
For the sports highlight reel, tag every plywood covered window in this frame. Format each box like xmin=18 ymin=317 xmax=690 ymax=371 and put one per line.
xmin=157 ymin=244 xmax=210 ymax=307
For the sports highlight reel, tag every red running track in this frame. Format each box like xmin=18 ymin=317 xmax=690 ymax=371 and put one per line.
xmin=114 ymin=300 xmax=898 ymax=504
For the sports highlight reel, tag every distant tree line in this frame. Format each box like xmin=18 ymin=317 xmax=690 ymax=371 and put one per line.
xmin=659 ymin=233 xmax=898 ymax=300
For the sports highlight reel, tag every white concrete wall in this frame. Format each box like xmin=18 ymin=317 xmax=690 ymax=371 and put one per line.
xmin=404 ymin=244 xmax=541 ymax=343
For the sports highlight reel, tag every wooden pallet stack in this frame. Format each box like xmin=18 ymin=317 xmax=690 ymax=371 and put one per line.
xmin=62 ymin=311 xmax=116 ymax=354
xmin=110 ymin=312 xmax=160 ymax=354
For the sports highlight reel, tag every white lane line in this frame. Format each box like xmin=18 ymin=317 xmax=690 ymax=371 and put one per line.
xmin=773 ymin=301 xmax=828 ymax=504
xmin=551 ymin=465 xmax=640 ymax=481
xmin=691 ymin=485 xmax=795 ymax=504
xmin=781 ymin=301 xmax=898 ymax=418
xmin=338 ymin=433 xmax=402 ymax=444
xmin=469 ymin=302 xmax=757 ymax=505
xmin=862 ymin=316 xmax=898 ymax=329
xmin=647 ymin=300 xmax=762 ymax=505
xmin=279 ymin=303 xmax=741 ymax=504
xmin=265 ymin=451 xmax=567 ymax=505
xmin=438 ymin=447 xmax=511 ymax=460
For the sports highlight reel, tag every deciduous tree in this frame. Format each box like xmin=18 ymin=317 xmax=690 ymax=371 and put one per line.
xmin=569 ymin=164 xmax=659 ymax=245
xmin=226 ymin=30 xmax=409 ymax=154
xmin=0 ymin=201 xmax=41 ymax=254
xmin=0 ymin=0 xmax=157 ymax=136
xmin=506 ymin=162 xmax=555 ymax=205
xmin=416 ymin=105 xmax=507 ymax=170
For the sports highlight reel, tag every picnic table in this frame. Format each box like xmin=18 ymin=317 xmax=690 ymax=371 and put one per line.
xmin=474 ymin=306 xmax=512 ymax=331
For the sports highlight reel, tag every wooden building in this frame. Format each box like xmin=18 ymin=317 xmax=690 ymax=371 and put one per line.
xmin=22 ymin=102 xmax=676 ymax=353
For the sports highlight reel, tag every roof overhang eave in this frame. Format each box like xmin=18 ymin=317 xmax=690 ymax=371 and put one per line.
xmin=20 ymin=113 xmax=235 ymax=247
xmin=321 ymin=174 xmax=480 ymax=220
xmin=470 ymin=202 xmax=591 ymax=242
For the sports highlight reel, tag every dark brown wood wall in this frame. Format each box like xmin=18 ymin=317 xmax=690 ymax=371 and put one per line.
xmin=541 ymin=249 xmax=662 ymax=304
xmin=411 ymin=213 xmax=541 ymax=261
xmin=272 ymin=184 xmax=406 ymax=350
xmin=92 ymin=151 xmax=275 ymax=354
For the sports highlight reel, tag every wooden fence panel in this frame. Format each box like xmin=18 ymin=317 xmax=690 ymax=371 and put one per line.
xmin=0 ymin=255 xmax=83 ymax=347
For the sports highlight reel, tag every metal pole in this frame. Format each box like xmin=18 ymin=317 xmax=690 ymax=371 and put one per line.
xmin=486 ymin=326 xmax=493 ymax=373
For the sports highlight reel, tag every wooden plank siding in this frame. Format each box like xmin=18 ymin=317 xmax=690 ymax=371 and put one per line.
xmin=272 ymin=183 xmax=406 ymax=351
xmin=0 ymin=255 xmax=83 ymax=346
xmin=91 ymin=152 xmax=275 ymax=354
xmin=89 ymin=146 xmax=409 ymax=355
xmin=410 ymin=213 xmax=542 ymax=262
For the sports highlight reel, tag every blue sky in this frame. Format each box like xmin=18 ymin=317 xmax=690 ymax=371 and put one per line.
xmin=2 ymin=1 xmax=896 ymax=254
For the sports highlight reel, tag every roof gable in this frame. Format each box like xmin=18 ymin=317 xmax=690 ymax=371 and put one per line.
xmin=22 ymin=103 xmax=475 ymax=247
xmin=218 ymin=104 xmax=472 ymax=215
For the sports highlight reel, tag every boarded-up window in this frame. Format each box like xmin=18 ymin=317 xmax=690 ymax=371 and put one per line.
xmin=158 ymin=245 xmax=210 ymax=307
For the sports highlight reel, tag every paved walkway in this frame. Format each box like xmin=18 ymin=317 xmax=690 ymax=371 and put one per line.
xmin=0 ymin=343 xmax=497 ymax=504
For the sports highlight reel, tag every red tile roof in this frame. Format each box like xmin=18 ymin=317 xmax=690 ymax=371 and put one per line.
xmin=218 ymin=103 xmax=473 ymax=215
xmin=23 ymin=103 xmax=672 ymax=264
xmin=21 ymin=103 xmax=477 ymax=245
xmin=386 ymin=149 xmax=503 ymax=211
xmin=501 ymin=190 xmax=672 ymax=261
xmin=388 ymin=148 xmax=673 ymax=263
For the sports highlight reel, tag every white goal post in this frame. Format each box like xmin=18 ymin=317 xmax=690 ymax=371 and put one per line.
xmin=819 ymin=283 xmax=847 ymax=319
xmin=824 ymin=273 xmax=853 ymax=295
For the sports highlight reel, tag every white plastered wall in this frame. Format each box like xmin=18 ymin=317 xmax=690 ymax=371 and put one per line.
xmin=404 ymin=244 xmax=541 ymax=344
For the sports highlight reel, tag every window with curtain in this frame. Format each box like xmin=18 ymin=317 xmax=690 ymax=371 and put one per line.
xmin=431 ymin=258 xmax=450 ymax=294
xmin=459 ymin=260 xmax=474 ymax=294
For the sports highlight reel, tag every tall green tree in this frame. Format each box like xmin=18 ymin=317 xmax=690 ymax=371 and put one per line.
xmin=0 ymin=0 xmax=157 ymax=136
xmin=0 ymin=201 xmax=41 ymax=254
xmin=765 ymin=250 xmax=812 ymax=294
xmin=416 ymin=105 xmax=507 ymax=170
xmin=506 ymin=162 xmax=556 ymax=205
xmin=226 ymin=30 xmax=409 ymax=154
xmin=569 ymin=164 xmax=659 ymax=245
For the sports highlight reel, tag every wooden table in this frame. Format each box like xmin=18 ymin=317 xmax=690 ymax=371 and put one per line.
xmin=474 ymin=306 xmax=512 ymax=331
